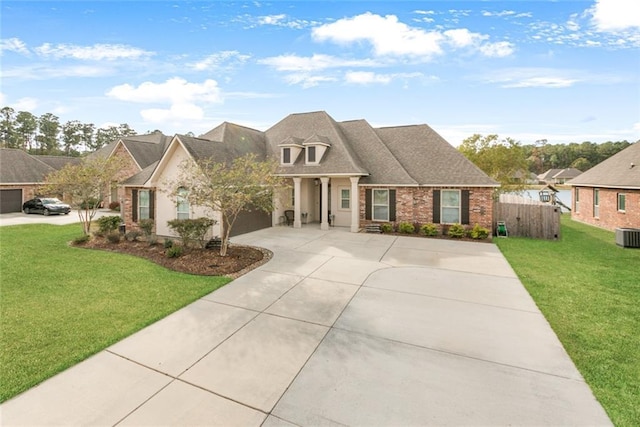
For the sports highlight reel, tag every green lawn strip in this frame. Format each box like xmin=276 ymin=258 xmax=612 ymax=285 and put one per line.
xmin=495 ymin=216 xmax=640 ymax=427
xmin=0 ymin=223 xmax=230 ymax=403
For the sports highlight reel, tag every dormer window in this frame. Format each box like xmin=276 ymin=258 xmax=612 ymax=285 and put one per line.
xmin=303 ymin=134 xmax=330 ymax=165
xmin=278 ymin=137 xmax=304 ymax=166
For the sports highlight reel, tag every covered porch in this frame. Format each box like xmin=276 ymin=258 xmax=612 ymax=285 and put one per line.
xmin=274 ymin=176 xmax=362 ymax=232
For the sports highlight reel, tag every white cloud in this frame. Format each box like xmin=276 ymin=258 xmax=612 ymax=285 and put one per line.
xmin=12 ymin=97 xmax=38 ymax=111
xmin=141 ymin=103 xmax=204 ymax=123
xmin=311 ymin=13 xmax=514 ymax=59
xmin=259 ymin=53 xmax=380 ymax=72
xmin=106 ymin=77 xmax=222 ymax=104
xmin=188 ymin=51 xmax=250 ymax=71
xmin=34 ymin=43 xmax=153 ymax=61
xmin=486 ymin=68 xmax=581 ymax=88
xmin=312 ymin=12 xmax=444 ymax=58
xmin=588 ymin=0 xmax=640 ymax=31
xmin=0 ymin=37 xmax=29 ymax=55
xmin=283 ymin=73 xmax=337 ymax=88
xmin=503 ymin=77 xmax=578 ymax=88
xmin=345 ymin=71 xmax=393 ymax=85
xmin=2 ymin=64 xmax=113 ymax=80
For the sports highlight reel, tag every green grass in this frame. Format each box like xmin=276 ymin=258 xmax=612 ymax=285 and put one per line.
xmin=0 ymin=223 xmax=230 ymax=402
xmin=495 ymin=216 xmax=640 ymax=427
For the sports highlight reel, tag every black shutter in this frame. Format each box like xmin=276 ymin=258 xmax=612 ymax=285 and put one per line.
xmin=132 ymin=189 xmax=138 ymax=222
xmin=149 ymin=190 xmax=155 ymax=220
xmin=389 ymin=189 xmax=396 ymax=222
xmin=461 ymin=190 xmax=470 ymax=224
xmin=433 ymin=190 xmax=440 ymax=223
xmin=365 ymin=189 xmax=372 ymax=220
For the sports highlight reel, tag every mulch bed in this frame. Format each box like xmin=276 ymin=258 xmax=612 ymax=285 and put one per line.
xmin=76 ymin=238 xmax=272 ymax=278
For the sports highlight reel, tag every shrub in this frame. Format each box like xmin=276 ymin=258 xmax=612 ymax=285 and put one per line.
xmin=97 ymin=215 xmax=121 ymax=234
xmin=380 ymin=223 xmax=393 ymax=233
xmin=167 ymin=218 xmax=216 ymax=249
xmin=125 ymin=230 xmax=143 ymax=242
xmin=138 ymin=219 xmax=154 ymax=238
xmin=163 ymin=239 xmax=174 ymax=249
xmin=470 ymin=224 xmax=490 ymax=240
xmin=420 ymin=223 xmax=438 ymax=237
xmin=397 ymin=221 xmax=415 ymax=234
xmin=80 ymin=198 xmax=100 ymax=210
xmin=147 ymin=235 xmax=158 ymax=246
xmin=448 ymin=223 xmax=466 ymax=239
xmin=106 ymin=232 xmax=121 ymax=243
xmin=108 ymin=201 xmax=120 ymax=211
xmin=72 ymin=234 xmax=91 ymax=245
xmin=165 ymin=245 xmax=183 ymax=258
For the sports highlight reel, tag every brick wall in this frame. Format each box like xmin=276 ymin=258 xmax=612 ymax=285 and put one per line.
xmin=0 ymin=184 xmax=39 ymax=202
xmin=103 ymin=145 xmax=141 ymax=207
xmin=571 ymin=186 xmax=640 ymax=231
xmin=359 ymin=186 xmax=494 ymax=234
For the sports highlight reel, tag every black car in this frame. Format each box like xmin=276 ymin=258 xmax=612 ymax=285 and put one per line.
xmin=22 ymin=197 xmax=71 ymax=215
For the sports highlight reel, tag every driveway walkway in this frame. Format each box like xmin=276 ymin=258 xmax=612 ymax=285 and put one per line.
xmin=1 ymin=226 xmax=611 ymax=426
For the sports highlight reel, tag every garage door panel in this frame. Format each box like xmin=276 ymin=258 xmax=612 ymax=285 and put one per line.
xmin=229 ymin=208 xmax=272 ymax=237
xmin=0 ymin=189 xmax=23 ymax=213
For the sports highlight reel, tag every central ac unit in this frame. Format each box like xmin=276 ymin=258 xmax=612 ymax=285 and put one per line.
xmin=615 ymin=228 xmax=640 ymax=248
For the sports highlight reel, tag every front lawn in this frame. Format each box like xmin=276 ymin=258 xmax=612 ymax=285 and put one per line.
xmin=0 ymin=224 xmax=230 ymax=402
xmin=495 ymin=216 xmax=640 ymax=427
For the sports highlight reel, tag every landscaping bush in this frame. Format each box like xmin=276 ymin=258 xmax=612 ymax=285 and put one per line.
xmin=397 ymin=221 xmax=415 ymax=234
xmin=380 ymin=223 xmax=393 ymax=233
xmin=138 ymin=219 xmax=154 ymax=238
xmin=72 ymin=234 xmax=91 ymax=245
xmin=147 ymin=235 xmax=158 ymax=246
xmin=470 ymin=224 xmax=490 ymax=240
xmin=165 ymin=245 xmax=183 ymax=258
xmin=80 ymin=198 xmax=100 ymax=210
xmin=106 ymin=232 xmax=121 ymax=243
xmin=420 ymin=223 xmax=438 ymax=237
xmin=167 ymin=218 xmax=216 ymax=249
xmin=97 ymin=215 xmax=121 ymax=234
xmin=108 ymin=201 xmax=120 ymax=211
xmin=447 ymin=223 xmax=466 ymax=238
xmin=125 ymin=230 xmax=142 ymax=242
xmin=163 ymin=239 xmax=174 ymax=249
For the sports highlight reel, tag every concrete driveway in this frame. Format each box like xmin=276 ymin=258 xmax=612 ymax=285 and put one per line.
xmin=0 ymin=209 xmax=114 ymax=227
xmin=1 ymin=226 xmax=611 ymax=426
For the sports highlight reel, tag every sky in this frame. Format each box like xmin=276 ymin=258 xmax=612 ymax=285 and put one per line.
xmin=1 ymin=0 xmax=639 ymax=146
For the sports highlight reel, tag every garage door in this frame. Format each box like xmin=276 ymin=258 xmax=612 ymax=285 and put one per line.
xmin=229 ymin=207 xmax=272 ymax=237
xmin=0 ymin=189 xmax=23 ymax=214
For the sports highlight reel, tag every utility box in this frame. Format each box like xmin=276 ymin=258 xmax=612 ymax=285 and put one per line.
xmin=615 ymin=228 xmax=640 ymax=248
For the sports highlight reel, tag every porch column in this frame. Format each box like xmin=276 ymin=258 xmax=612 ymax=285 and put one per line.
xmin=293 ymin=177 xmax=302 ymax=228
xmin=320 ymin=177 xmax=330 ymax=231
xmin=350 ymin=176 xmax=360 ymax=232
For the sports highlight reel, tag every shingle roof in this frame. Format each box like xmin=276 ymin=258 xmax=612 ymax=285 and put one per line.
xmin=375 ymin=125 xmax=499 ymax=186
xmin=180 ymin=123 xmax=266 ymax=163
xmin=265 ymin=111 xmax=368 ymax=176
xmin=122 ymin=161 xmax=158 ymax=186
xmin=552 ymin=168 xmax=582 ymax=179
xmin=88 ymin=133 xmax=171 ymax=168
xmin=32 ymin=155 xmax=81 ymax=170
xmin=0 ymin=148 xmax=55 ymax=183
xmin=568 ymin=142 xmax=640 ymax=189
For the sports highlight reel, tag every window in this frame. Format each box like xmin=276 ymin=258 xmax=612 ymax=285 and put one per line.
xmin=282 ymin=147 xmax=291 ymax=164
xmin=290 ymin=187 xmax=295 ymax=207
xmin=373 ymin=189 xmax=389 ymax=221
xmin=139 ymin=190 xmax=150 ymax=220
xmin=575 ymin=188 xmax=580 ymax=213
xmin=177 ymin=187 xmax=190 ymax=220
xmin=618 ymin=193 xmax=626 ymax=212
xmin=593 ymin=189 xmax=600 ymax=218
xmin=307 ymin=146 xmax=316 ymax=163
xmin=441 ymin=190 xmax=461 ymax=223
xmin=340 ymin=188 xmax=350 ymax=209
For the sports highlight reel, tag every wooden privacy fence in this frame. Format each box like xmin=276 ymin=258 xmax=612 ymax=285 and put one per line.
xmin=494 ymin=194 xmax=562 ymax=240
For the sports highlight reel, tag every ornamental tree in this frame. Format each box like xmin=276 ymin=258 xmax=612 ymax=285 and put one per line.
xmin=41 ymin=155 xmax=126 ymax=235
xmin=167 ymin=153 xmax=286 ymax=256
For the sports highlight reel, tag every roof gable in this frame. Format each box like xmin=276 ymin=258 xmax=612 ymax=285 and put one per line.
xmin=0 ymin=148 xmax=56 ymax=184
xmin=569 ymin=142 xmax=640 ymax=189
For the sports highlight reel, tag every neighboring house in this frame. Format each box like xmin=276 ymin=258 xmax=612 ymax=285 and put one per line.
xmin=120 ymin=111 xmax=499 ymax=240
xmin=568 ymin=142 xmax=639 ymax=231
xmin=0 ymin=148 xmax=79 ymax=213
xmin=537 ymin=168 xmax=582 ymax=185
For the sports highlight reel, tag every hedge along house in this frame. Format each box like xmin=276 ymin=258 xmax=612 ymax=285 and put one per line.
xmin=568 ymin=142 xmax=640 ymax=231
xmin=120 ymin=111 xmax=498 ymax=240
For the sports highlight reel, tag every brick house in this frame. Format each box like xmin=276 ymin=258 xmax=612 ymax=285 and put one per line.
xmin=0 ymin=148 xmax=79 ymax=213
xmin=568 ymin=142 xmax=640 ymax=231
xmin=120 ymin=111 xmax=498 ymax=239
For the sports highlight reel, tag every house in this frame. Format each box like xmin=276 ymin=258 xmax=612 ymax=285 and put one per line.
xmin=568 ymin=142 xmax=639 ymax=231
xmin=537 ymin=168 xmax=582 ymax=185
xmin=0 ymin=148 xmax=80 ymax=213
xmin=120 ymin=111 xmax=499 ymax=240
